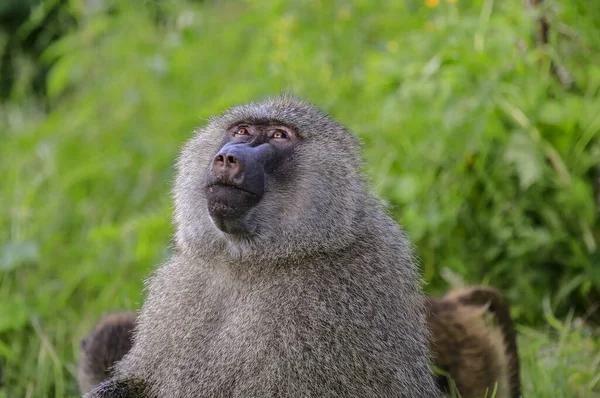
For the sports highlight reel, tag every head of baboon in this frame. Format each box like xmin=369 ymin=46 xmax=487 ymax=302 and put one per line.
xmin=174 ymin=95 xmax=370 ymax=261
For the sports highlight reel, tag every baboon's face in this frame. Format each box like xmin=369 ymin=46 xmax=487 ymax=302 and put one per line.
xmin=204 ymin=123 xmax=300 ymax=235
xmin=175 ymin=97 xmax=365 ymax=258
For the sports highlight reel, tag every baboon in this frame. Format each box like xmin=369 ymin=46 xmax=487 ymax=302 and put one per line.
xmin=427 ymin=286 xmax=521 ymax=398
xmin=83 ymin=96 xmax=443 ymax=397
xmin=78 ymin=288 xmax=521 ymax=398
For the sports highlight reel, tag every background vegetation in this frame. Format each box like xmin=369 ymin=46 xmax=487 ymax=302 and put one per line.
xmin=1 ymin=0 xmax=599 ymax=396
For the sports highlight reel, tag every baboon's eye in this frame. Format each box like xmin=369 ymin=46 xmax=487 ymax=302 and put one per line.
xmin=272 ymin=130 xmax=287 ymax=139
xmin=235 ymin=127 xmax=249 ymax=136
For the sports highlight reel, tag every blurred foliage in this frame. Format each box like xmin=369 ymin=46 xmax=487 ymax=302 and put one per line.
xmin=518 ymin=302 xmax=600 ymax=397
xmin=0 ymin=0 xmax=76 ymax=99
xmin=1 ymin=0 xmax=600 ymax=396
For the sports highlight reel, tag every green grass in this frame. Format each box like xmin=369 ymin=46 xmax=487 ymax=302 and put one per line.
xmin=1 ymin=0 xmax=600 ymax=396
xmin=519 ymin=314 xmax=600 ymax=397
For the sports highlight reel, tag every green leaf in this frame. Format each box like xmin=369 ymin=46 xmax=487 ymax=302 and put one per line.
xmin=503 ymin=132 xmax=544 ymax=190
xmin=539 ymin=100 xmax=568 ymax=126
xmin=0 ymin=241 xmax=39 ymax=272
xmin=46 ymin=56 xmax=76 ymax=100
xmin=0 ymin=295 xmax=29 ymax=332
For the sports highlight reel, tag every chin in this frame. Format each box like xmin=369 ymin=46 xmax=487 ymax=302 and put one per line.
xmin=205 ymin=184 xmax=262 ymax=236
xmin=206 ymin=200 xmax=255 ymax=236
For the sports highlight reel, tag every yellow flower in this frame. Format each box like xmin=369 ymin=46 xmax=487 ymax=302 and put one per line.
xmin=425 ymin=0 xmax=439 ymax=7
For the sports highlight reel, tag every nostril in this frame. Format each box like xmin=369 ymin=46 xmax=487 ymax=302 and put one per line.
xmin=226 ymin=155 xmax=237 ymax=164
xmin=215 ymin=154 xmax=224 ymax=163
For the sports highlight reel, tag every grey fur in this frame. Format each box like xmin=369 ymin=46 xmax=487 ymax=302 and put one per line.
xmin=85 ymin=96 xmax=442 ymax=397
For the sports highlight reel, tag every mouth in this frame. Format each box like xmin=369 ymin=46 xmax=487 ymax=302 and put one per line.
xmin=205 ymin=182 xmax=258 ymax=198
xmin=204 ymin=183 xmax=263 ymax=234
